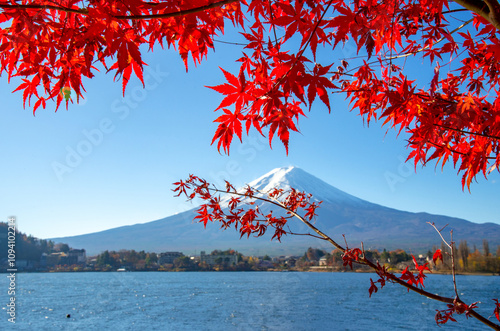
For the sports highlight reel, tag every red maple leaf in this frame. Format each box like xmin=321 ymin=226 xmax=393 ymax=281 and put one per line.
xmin=433 ymin=249 xmax=443 ymax=264
xmin=211 ymin=108 xmax=244 ymax=154
xmin=493 ymin=299 xmax=500 ymax=322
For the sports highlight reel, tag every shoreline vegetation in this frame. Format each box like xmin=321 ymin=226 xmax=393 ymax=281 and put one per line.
xmin=2 ymin=267 xmax=499 ymax=275
xmin=1 ymin=223 xmax=499 ymax=275
xmin=2 ymin=246 xmax=499 ymax=275
xmin=30 ymin=269 xmax=500 ymax=275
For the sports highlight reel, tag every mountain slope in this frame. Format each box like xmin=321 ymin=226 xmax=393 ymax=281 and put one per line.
xmin=50 ymin=167 xmax=500 ymax=255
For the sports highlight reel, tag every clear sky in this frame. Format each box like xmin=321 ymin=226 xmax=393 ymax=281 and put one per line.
xmin=1 ymin=21 xmax=499 ymax=240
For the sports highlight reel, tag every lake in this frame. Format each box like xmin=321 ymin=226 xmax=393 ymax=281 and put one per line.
xmin=1 ymin=272 xmax=498 ymax=330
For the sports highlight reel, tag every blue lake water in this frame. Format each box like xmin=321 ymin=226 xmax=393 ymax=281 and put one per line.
xmin=1 ymin=272 xmax=499 ymax=330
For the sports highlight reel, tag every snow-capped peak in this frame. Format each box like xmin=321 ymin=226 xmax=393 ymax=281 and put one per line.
xmin=247 ymin=166 xmax=296 ymax=192
xmin=246 ymin=166 xmax=368 ymax=206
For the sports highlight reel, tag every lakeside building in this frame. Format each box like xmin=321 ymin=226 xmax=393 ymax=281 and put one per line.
xmin=319 ymin=257 xmax=328 ymax=266
xmin=200 ymin=251 xmax=238 ymax=266
xmin=158 ymin=252 xmax=184 ymax=265
xmin=68 ymin=249 xmax=87 ymax=265
xmin=41 ymin=249 xmax=87 ymax=267
xmin=272 ymin=256 xmax=298 ymax=267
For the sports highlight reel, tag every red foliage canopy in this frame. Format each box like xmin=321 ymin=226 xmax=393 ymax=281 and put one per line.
xmin=2 ymin=0 xmax=500 ymax=188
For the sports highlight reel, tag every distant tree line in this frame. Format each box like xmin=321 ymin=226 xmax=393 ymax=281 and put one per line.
xmin=435 ymin=239 xmax=500 ymax=273
xmin=93 ymin=249 xmax=271 ymax=272
xmin=94 ymin=250 xmax=158 ymax=270
xmin=0 ymin=222 xmax=57 ymax=261
xmin=2 ymin=222 xmax=498 ymax=274
xmin=296 ymin=247 xmax=413 ymax=270
xmin=297 ymin=242 xmax=500 ymax=274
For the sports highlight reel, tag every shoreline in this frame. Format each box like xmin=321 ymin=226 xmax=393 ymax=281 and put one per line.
xmin=2 ymin=268 xmax=498 ymax=276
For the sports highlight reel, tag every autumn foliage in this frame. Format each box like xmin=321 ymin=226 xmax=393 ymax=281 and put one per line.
xmin=1 ymin=0 xmax=500 ymax=189
xmin=174 ymin=175 xmax=500 ymax=329
xmin=3 ymin=0 xmax=500 ymax=327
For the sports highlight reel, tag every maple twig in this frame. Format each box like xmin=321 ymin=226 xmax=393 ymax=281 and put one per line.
xmin=426 ymin=141 xmax=497 ymax=160
xmin=286 ymin=226 xmax=329 ymax=241
xmin=262 ymin=0 xmax=335 ymax=99
xmin=449 ymin=232 xmax=460 ymax=299
xmin=206 ymin=185 xmax=442 ymax=299
xmin=428 ymin=222 xmax=451 ymax=249
xmin=241 ymin=215 xmax=294 ymax=223
xmin=265 ymin=194 xmax=346 ymax=251
xmin=335 ymin=16 xmax=473 ymax=79
xmin=267 ymin=0 xmax=280 ymax=48
xmin=434 ymin=124 xmax=500 ymax=141
xmin=428 ymin=222 xmax=462 ymax=298
xmin=214 ymin=34 xmax=284 ymax=47
xmin=384 ymin=18 xmax=474 ymax=61
xmin=442 ymin=8 xmax=472 ymax=15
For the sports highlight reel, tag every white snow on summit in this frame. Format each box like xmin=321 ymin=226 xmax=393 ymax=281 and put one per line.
xmin=248 ymin=166 xmax=296 ymax=192
xmin=247 ymin=166 xmax=369 ymax=206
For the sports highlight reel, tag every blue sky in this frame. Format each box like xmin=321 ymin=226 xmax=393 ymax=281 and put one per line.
xmin=1 ymin=21 xmax=499 ymax=240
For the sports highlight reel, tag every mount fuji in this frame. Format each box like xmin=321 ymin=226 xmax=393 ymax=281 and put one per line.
xmin=50 ymin=167 xmax=500 ymax=256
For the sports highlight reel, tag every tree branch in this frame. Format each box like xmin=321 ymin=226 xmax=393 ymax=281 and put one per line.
xmin=0 ymin=3 xmax=88 ymax=15
xmin=426 ymin=140 xmax=497 ymax=160
xmin=0 ymin=0 xmax=241 ymax=21
xmin=114 ymin=0 xmax=240 ymax=20
xmin=453 ymin=0 xmax=500 ymax=29
xmin=180 ymin=178 xmax=500 ymax=329
xmin=286 ymin=226 xmax=329 ymax=241
xmin=434 ymin=123 xmax=500 ymax=141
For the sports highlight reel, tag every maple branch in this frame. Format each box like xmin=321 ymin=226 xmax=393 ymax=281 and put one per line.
xmin=195 ymin=185 xmax=341 ymax=243
xmin=484 ymin=0 xmax=500 ymax=28
xmin=360 ymin=237 xmax=500 ymax=329
xmin=453 ymin=0 xmax=490 ymax=19
xmin=426 ymin=140 xmax=497 ymax=160
xmin=114 ymin=0 xmax=241 ymax=20
xmin=0 ymin=3 xmax=88 ymax=15
xmin=434 ymin=124 xmax=500 ymax=141
xmin=269 ymin=195 xmax=499 ymax=327
xmin=453 ymin=0 xmax=500 ymax=29
xmin=208 ymin=186 xmax=304 ymax=216
xmin=266 ymin=194 xmax=346 ymax=251
xmin=0 ymin=0 xmax=241 ymax=21
xmin=188 ymin=181 xmax=346 ymax=250
xmin=199 ymin=186 xmax=447 ymax=300
xmin=177 ymin=178 xmax=500 ymax=329
xmin=470 ymin=310 xmax=500 ymax=330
